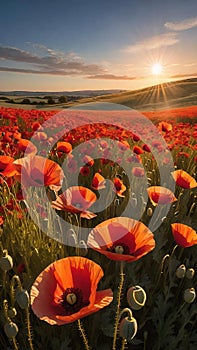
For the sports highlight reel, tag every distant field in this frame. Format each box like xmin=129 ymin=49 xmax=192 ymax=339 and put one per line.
xmin=0 ymin=77 xmax=196 ymax=111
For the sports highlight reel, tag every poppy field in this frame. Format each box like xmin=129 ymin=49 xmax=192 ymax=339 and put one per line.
xmin=0 ymin=104 xmax=197 ymax=350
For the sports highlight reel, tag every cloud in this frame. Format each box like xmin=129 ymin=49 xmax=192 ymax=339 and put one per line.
xmin=0 ymin=45 xmax=105 ymax=76
xmin=87 ymin=74 xmax=137 ymax=80
xmin=170 ymin=73 xmax=197 ymax=79
xmin=124 ymin=32 xmax=179 ymax=53
xmin=164 ymin=16 xmax=197 ymax=31
xmin=0 ymin=44 xmax=139 ymax=80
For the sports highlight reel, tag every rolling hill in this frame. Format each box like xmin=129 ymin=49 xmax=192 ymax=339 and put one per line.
xmin=0 ymin=78 xmax=196 ymax=111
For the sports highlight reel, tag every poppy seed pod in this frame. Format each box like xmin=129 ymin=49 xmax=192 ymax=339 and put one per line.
xmin=127 ymin=286 xmax=146 ymax=310
xmin=7 ymin=308 xmax=17 ymax=318
xmin=146 ymin=207 xmax=153 ymax=217
xmin=119 ymin=316 xmax=137 ymax=341
xmin=185 ymin=268 xmax=195 ymax=279
xmin=4 ymin=322 xmax=18 ymax=338
xmin=176 ymin=264 xmax=186 ymax=279
xmin=0 ymin=251 xmax=13 ymax=271
xmin=16 ymin=289 xmax=29 ymax=309
xmin=184 ymin=288 xmax=196 ymax=303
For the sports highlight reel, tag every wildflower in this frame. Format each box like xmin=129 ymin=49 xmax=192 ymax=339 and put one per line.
xmin=132 ymin=167 xmax=145 ymax=177
xmin=80 ymin=166 xmax=90 ymax=176
xmin=57 ymin=141 xmax=72 ymax=154
xmin=113 ymin=177 xmax=126 ymax=197
xmin=87 ymin=217 xmax=155 ymax=262
xmin=133 ymin=146 xmax=144 ymax=155
xmin=13 ymin=156 xmax=64 ymax=191
xmin=171 ymin=223 xmax=197 ymax=247
xmin=91 ymin=173 xmax=106 ymax=190
xmin=158 ymin=121 xmax=172 ymax=132
xmin=52 ymin=186 xmax=97 ymax=219
xmin=30 ymin=256 xmax=113 ymax=325
xmin=147 ymin=186 xmax=177 ymax=206
xmin=18 ymin=138 xmax=37 ymax=155
xmin=83 ymin=155 xmax=94 ymax=167
xmin=0 ymin=155 xmax=16 ymax=177
xmin=171 ymin=170 xmax=197 ymax=189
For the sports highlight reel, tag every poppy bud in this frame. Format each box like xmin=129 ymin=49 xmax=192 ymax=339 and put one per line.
xmin=127 ymin=286 xmax=146 ymax=310
xmin=16 ymin=289 xmax=29 ymax=309
xmin=7 ymin=308 xmax=17 ymax=318
xmin=184 ymin=288 xmax=196 ymax=303
xmin=176 ymin=264 xmax=186 ymax=279
xmin=119 ymin=316 xmax=137 ymax=341
xmin=4 ymin=322 xmax=18 ymax=338
xmin=147 ymin=208 xmax=153 ymax=217
xmin=0 ymin=251 xmax=13 ymax=271
xmin=185 ymin=268 xmax=195 ymax=279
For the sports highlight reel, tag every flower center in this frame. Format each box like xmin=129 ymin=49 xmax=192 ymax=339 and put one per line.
xmin=73 ymin=203 xmax=83 ymax=209
xmin=107 ymin=243 xmax=130 ymax=255
xmin=66 ymin=293 xmax=77 ymax=305
xmin=59 ymin=288 xmax=89 ymax=315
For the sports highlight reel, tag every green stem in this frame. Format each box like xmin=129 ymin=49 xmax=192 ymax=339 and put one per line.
xmin=77 ymin=319 xmax=91 ymax=350
xmin=112 ymin=261 xmax=125 ymax=350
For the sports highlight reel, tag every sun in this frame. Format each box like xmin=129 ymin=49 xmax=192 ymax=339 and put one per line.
xmin=151 ymin=63 xmax=163 ymax=75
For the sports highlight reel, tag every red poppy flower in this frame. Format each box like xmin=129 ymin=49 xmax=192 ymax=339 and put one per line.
xmin=171 ymin=170 xmax=197 ymax=189
xmin=132 ymin=167 xmax=145 ymax=177
xmin=30 ymin=256 xmax=113 ymax=325
xmin=83 ymin=155 xmax=94 ymax=167
xmin=171 ymin=223 xmax=197 ymax=247
xmin=52 ymin=186 xmax=97 ymax=219
xmin=32 ymin=122 xmax=43 ymax=131
xmin=57 ymin=141 xmax=72 ymax=154
xmin=158 ymin=121 xmax=172 ymax=132
xmin=33 ymin=132 xmax=48 ymax=142
xmin=80 ymin=166 xmax=90 ymax=176
xmin=0 ymin=216 xmax=4 ymax=226
xmin=18 ymin=139 xmax=37 ymax=155
xmin=91 ymin=173 xmax=106 ymax=190
xmin=133 ymin=146 xmax=144 ymax=155
xmin=147 ymin=186 xmax=177 ymax=206
xmin=87 ymin=217 xmax=155 ymax=262
xmin=142 ymin=144 xmax=151 ymax=152
xmin=113 ymin=178 xmax=126 ymax=197
xmin=118 ymin=140 xmax=130 ymax=151
xmin=0 ymin=156 xmax=16 ymax=177
xmin=13 ymin=156 xmax=64 ymax=191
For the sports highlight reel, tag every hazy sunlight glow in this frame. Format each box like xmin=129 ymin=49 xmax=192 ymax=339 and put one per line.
xmin=152 ymin=63 xmax=163 ymax=75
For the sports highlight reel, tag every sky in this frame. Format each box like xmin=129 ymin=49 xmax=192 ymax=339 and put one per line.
xmin=0 ymin=0 xmax=197 ymax=91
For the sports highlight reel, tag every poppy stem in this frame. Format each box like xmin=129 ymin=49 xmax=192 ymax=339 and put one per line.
xmin=25 ymin=307 xmax=34 ymax=350
xmin=77 ymin=319 xmax=91 ymax=350
xmin=112 ymin=261 xmax=125 ymax=350
xmin=121 ymin=339 xmax=127 ymax=350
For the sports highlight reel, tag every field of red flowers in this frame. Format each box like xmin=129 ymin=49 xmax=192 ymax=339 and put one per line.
xmin=0 ymin=105 xmax=197 ymax=350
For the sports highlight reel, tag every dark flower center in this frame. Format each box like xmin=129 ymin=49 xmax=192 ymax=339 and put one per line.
xmin=107 ymin=242 xmax=130 ymax=255
xmin=59 ymin=287 xmax=89 ymax=315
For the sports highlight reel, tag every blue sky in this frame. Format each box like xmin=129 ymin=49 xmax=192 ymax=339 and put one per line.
xmin=0 ymin=0 xmax=196 ymax=91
